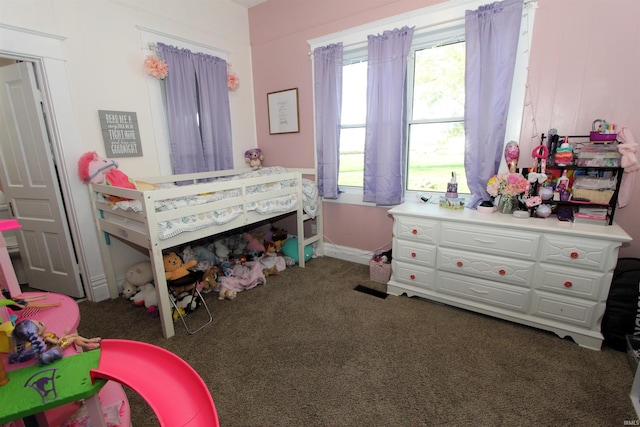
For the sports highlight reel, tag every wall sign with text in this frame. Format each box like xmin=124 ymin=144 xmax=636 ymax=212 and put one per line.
xmin=98 ymin=110 xmax=143 ymax=157
xmin=267 ymin=88 xmax=300 ymax=134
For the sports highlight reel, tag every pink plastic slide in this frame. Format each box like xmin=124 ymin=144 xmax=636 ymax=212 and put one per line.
xmin=90 ymin=339 xmax=219 ymax=427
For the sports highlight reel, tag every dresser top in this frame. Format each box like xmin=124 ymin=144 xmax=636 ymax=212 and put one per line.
xmin=388 ymin=200 xmax=632 ymax=243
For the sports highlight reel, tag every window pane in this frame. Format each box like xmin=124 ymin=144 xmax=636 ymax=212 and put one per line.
xmin=341 ymin=61 xmax=367 ymax=125
xmin=412 ymin=42 xmax=465 ymax=120
xmin=407 ymin=122 xmax=468 ymax=193
xmin=338 ymin=127 xmax=365 ymax=187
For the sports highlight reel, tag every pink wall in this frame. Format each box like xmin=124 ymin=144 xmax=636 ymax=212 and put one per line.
xmin=521 ymin=0 xmax=640 ymax=258
xmin=249 ymin=0 xmax=640 ymax=258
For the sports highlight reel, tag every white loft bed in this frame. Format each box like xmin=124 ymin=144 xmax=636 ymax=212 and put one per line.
xmin=90 ymin=166 xmax=323 ymax=338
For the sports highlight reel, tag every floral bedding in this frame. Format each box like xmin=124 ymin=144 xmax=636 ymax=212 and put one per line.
xmin=99 ymin=167 xmax=318 ymax=240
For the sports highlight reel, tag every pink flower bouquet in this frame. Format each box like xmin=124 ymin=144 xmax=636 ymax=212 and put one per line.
xmin=227 ymin=71 xmax=239 ymax=91
xmin=486 ymin=172 xmax=530 ymax=197
xmin=144 ymin=55 xmax=168 ymax=80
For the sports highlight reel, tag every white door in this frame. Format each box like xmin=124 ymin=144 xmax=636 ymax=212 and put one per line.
xmin=0 ymin=61 xmax=84 ymax=297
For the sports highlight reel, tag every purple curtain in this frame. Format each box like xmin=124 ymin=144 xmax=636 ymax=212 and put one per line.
xmin=363 ymin=26 xmax=414 ymax=206
xmin=313 ymin=43 xmax=343 ymax=199
xmin=464 ymin=0 xmax=523 ymax=209
xmin=158 ymin=43 xmax=233 ymax=175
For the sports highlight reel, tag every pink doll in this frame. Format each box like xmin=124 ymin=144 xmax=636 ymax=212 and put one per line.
xmin=77 ymin=151 xmax=136 ymax=189
xmin=504 ymin=141 xmax=520 ymax=173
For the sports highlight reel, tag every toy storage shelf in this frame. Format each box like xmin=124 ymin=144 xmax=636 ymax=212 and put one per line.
xmin=523 ymin=165 xmax=624 ymax=225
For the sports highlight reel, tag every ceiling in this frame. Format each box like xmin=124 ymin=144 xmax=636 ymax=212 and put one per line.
xmin=231 ymin=0 xmax=268 ymax=8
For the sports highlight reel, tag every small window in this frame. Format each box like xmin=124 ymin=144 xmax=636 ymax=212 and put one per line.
xmin=338 ymin=61 xmax=367 ymax=187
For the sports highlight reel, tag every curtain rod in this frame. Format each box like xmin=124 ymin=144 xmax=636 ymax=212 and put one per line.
xmin=137 ymin=25 xmax=230 ymax=57
xmin=148 ymin=42 xmax=233 ymax=66
xmin=309 ymin=0 xmax=537 ymax=55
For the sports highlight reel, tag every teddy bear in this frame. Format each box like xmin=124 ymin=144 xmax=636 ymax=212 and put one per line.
xmin=164 ymin=252 xmax=198 ymax=281
xmin=121 ymin=261 xmax=153 ymax=298
xmin=201 ymin=267 xmax=218 ymax=293
xmin=244 ymin=148 xmax=264 ymax=170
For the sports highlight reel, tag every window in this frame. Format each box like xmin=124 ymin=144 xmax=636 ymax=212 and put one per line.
xmin=310 ymin=0 xmax=535 ymax=203
xmin=339 ymin=61 xmax=367 ymax=187
xmin=406 ymin=41 xmax=467 ymax=194
xmin=338 ymin=38 xmax=468 ymax=194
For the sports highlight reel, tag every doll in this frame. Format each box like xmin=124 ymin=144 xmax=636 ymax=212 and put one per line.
xmin=9 ymin=319 xmax=101 ymax=366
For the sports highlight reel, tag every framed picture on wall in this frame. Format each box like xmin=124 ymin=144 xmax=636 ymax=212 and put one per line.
xmin=267 ymin=88 xmax=300 ymax=134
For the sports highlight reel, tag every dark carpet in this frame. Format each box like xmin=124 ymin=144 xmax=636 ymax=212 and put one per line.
xmin=76 ymin=257 xmax=638 ymax=426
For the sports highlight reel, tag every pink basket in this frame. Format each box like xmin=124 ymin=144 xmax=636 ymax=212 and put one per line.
xmin=369 ymin=259 xmax=391 ymax=283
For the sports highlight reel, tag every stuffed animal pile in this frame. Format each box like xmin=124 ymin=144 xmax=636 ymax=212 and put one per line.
xmin=121 ymin=261 xmax=158 ymax=317
xmin=122 ymin=222 xmax=296 ymax=318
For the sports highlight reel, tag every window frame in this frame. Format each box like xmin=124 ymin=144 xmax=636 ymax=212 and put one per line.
xmin=309 ymin=0 xmax=537 ymax=206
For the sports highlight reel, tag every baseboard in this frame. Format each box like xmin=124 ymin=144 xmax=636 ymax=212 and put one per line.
xmin=322 ymin=243 xmax=372 ymax=265
xmin=86 ymin=274 xmax=112 ymax=302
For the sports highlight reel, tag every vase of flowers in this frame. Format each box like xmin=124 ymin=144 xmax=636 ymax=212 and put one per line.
xmin=497 ymin=194 xmax=517 ymax=214
xmin=486 ymin=172 xmax=530 ymax=214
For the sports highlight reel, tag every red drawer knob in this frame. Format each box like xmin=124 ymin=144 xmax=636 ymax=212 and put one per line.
xmin=412 ymin=229 xmax=418 ymax=235
xmin=499 ymin=269 xmax=506 ymax=276
xmin=564 ymin=281 xmax=573 ymax=288
xmin=570 ymin=252 xmax=579 ymax=259
xmin=456 ymin=261 xmax=463 ymax=267
xmin=411 ymin=252 xmax=417 ymax=258
xmin=410 ymin=274 xmax=416 ymax=280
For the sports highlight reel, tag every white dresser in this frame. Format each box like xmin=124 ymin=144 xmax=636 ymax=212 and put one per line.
xmin=387 ymin=201 xmax=632 ymax=350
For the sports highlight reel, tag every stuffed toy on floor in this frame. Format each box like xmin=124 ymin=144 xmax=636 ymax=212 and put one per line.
xmin=130 ymin=283 xmax=158 ymax=317
xmin=121 ymin=261 xmax=153 ymax=299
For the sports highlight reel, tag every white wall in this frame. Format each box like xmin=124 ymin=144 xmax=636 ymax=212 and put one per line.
xmin=0 ymin=0 xmax=258 ymax=299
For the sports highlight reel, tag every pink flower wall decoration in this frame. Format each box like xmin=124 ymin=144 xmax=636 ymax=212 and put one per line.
xmin=227 ymin=71 xmax=239 ymax=91
xmin=144 ymin=55 xmax=168 ymax=80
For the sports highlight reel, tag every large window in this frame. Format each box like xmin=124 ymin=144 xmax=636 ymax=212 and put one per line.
xmin=338 ymin=39 xmax=468 ymax=194
xmin=312 ymin=0 xmax=535 ymax=203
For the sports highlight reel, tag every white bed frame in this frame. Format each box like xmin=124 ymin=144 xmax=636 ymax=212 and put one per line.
xmin=90 ymin=167 xmax=323 ymax=338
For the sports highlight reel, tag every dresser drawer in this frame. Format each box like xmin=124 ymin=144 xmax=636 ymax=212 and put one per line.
xmin=437 ymin=271 xmax=530 ymax=313
xmin=437 ymin=247 xmax=534 ymax=288
xmin=531 ymin=291 xmax=598 ymax=328
xmin=540 ymin=235 xmax=616 ymax=272
xmin=392 ymin=260 xmax=436 ymax=290
xmin=535 ymin=264 xmax=609 ymax=302
xmin=394 ymin=216 xmax=438 ymax=245
xmin=394 ymin=240 xmax=436 ymax=267
xmin=440 ymin=222 xmax=539 ymax=260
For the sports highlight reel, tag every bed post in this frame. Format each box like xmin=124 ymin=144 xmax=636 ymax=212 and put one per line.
xmin=296 ymin=172 xmax=306 ymax=267
xmin=150 ymin=245 xmax=175 ymax=339
xmin=89 ymin=184 xmax=120 ymax=300
xmin=143 ymin=192 xmax=176 ymax=339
